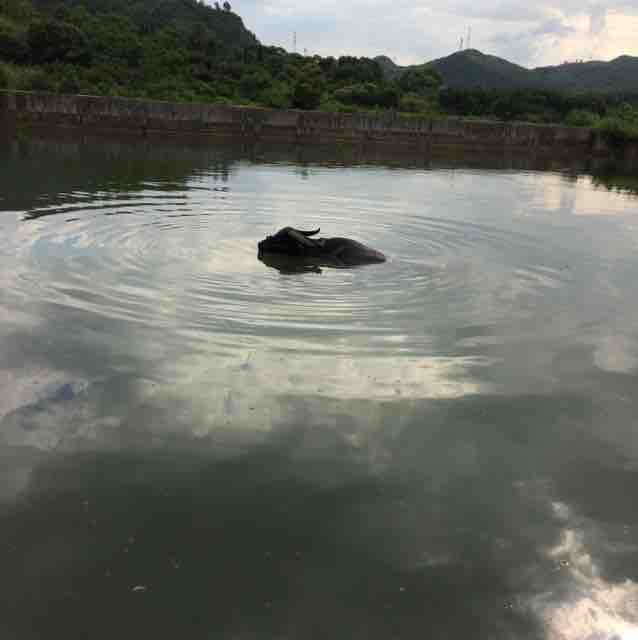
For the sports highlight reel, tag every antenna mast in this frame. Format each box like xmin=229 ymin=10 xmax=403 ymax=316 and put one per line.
xmin=467 ymin=26 xmax=472 ymax=49
xmin=293 ymin=31 xmax=297 ymax=53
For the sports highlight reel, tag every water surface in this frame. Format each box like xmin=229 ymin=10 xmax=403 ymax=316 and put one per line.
xmin=2 ymin=134 xmax=638 ymax=639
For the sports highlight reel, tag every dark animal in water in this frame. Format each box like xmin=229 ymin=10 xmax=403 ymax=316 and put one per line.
xmin=258 ymin=227 xmax=386 ymax=271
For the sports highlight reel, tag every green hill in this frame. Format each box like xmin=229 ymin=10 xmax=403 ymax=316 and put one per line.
xmin=534 ymin=55 xmax=638 ymax=92
xmin=29 ymin=0 xmax=258 ymax=50
xmin=376 ymin=50 xmax=638 ymax=93
xmin=374 ymin=51 xmax=532 ymax=89
xmin=0 ymin=0 xmax=263 ymax=100
xmin=430 ymin=49 xmax=533 ymax=89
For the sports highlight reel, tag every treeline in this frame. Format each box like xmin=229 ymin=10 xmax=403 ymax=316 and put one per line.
xmin=440 ymin=87 xmax=638 ymax=142
xmin=0 ymin=0 xmax=441 ymax=111
xmin=0 ymin=0 xmax=637 ymax=142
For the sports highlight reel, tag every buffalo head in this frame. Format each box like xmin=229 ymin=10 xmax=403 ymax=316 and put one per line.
xmin=258 ymin=227 xmax=321 ymax=256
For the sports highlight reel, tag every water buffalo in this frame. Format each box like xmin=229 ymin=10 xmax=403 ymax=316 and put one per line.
xmin=258 ymin=227 xmax=386 ymax=272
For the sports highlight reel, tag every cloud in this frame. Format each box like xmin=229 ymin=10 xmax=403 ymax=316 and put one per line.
xmin=533 ymin=17 xmax=578 ymax=37
xmin=589 ymin=4 xmax=608 ymax=34
xmin=227 ymin=0 xmax=638 ymax=66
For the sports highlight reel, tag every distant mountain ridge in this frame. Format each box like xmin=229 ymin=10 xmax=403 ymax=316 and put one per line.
xmin=376 ymin=50 xmax=638 ymax=93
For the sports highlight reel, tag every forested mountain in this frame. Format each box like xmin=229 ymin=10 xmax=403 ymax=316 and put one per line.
xmin=377 ymin=49 xmax=638 ymax=93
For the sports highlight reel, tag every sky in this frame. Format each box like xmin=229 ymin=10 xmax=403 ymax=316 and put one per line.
xmin=221 ymin=1 xmax=638 ymax=68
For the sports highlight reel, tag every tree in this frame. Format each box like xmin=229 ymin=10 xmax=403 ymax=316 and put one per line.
xmin=292 ymin=79 xmax=321 ymax=110
xmin=188 ymin=24 xmax=208 ymax=51
xmin=0 ymin=64 xmax=8 ymax=89
xmin=0 ymin=0 xmax=31 ymax=21
xmin=27 ymin=19 xmax=87 ymax=64
xmin=239 ymin=70 xmax=272 ymax=99
xmin=58 ymin=66 xmax=82 ymax=94
xmin=0 ymin=24 xmax=29 ymax=63
xmin=223 ymin=1 xmax=231 ymax=10
xmin=334 ymin=82 xmax=398 ymax=108
xmin=259 ymin=81 xmax=291 ymax=108
xmin=334 ymin=56 xmax=382 ymax=84
xmin=397 ymin=67 xmax=442 ymax=96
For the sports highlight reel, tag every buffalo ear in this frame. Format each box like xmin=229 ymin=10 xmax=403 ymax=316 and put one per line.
xmin=298 ymin=228 xmax=320 ymax=237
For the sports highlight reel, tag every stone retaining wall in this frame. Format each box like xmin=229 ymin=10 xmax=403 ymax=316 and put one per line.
xmin=0 ymin=90 xmax=630 ymax=159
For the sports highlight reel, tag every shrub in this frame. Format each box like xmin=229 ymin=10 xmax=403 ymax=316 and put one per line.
xmin=597 ymin=117 xmax=638 ymax=145
xmin=565 ymin=109 xmax=599 ymax=127
xmin=258 ymin=81 xmax=291 ymax=108
xmin=334 ymin=82 xmax=399 ymax=109
xmin=399 ymin=93 xmax=433 ymax=114
xmin=615 ymin=102 xmax=638 ymax=124
xmin=20 ymin=68 xmax=57 ymax=92
xmin=238 ymin=69 xmax=271 ymax=99
xmin=58 ymin=66 xmax=81 ymax=94
xmin=291 ymin=80 xmax=321 ymax=110
xmin=318 ymin=96 xmax=342 ymax=113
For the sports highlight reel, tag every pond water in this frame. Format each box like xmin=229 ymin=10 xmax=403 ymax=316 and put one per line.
xmin=1 ymin=133 xmax=638 ymax=639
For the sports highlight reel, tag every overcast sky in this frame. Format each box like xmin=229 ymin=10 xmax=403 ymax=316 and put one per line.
xmin=221 ymin=1 xmax=638 ymax=68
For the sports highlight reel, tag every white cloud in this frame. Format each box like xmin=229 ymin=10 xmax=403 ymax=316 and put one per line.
xmin=229 ymin=0 xmax=638 ymax=66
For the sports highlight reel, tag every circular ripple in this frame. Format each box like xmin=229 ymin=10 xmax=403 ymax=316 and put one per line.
xmin=6 ymin=165 xmax=576 ymax=358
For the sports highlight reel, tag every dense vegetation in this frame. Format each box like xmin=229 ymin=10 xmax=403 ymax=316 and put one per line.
xmin=0 ymin=0 xmax=441 ymax=111
xmin=0 ymin=0 xmax=637 ymax=142
xmin=439 ymin=87 xmax=638 ymax=142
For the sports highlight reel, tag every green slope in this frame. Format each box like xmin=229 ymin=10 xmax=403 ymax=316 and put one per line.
xmin=30 ymin=0 xmax=259 ymax=50
xmin=533 ymin=55 xmax=638 ymax=92
xmin=430 ymin=49 xmax=533 ymax=89
xmin=376 ymin=50 xmax=638 ymax=93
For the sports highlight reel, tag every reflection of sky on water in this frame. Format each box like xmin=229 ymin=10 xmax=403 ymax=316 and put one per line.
xmin=2 ymin=137 xmax=638 ymax=638
xmin=533 ymin=499 xmax=638 ymax=640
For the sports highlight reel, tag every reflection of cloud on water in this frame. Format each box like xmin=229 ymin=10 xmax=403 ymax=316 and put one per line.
xmin=3 ymin=369 xmax=638 ymax=637
xmin=525 ymin=173 xmax=638 ymax=218
xmin=531 ymin=500 xmax=638 ymax=640
xmin=0 ymin=377 xmax=113 ymax=453
xmin=594 ymin=335 xmax=638 ymax=374
xmin=0 ymin=337 xmax=489 ymax=502
xmin=0 ymin=368 xmax=64 ymax=425
xmin=163 ymin=348 xmax=489 ymax=402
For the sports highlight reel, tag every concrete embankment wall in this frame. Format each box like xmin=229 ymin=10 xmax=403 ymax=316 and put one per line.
xmin=0 ymin=90 xmax=631 ymax=159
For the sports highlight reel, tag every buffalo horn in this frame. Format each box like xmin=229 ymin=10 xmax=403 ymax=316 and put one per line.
xmin=288 ymin=228 xmax=319 ymax=247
